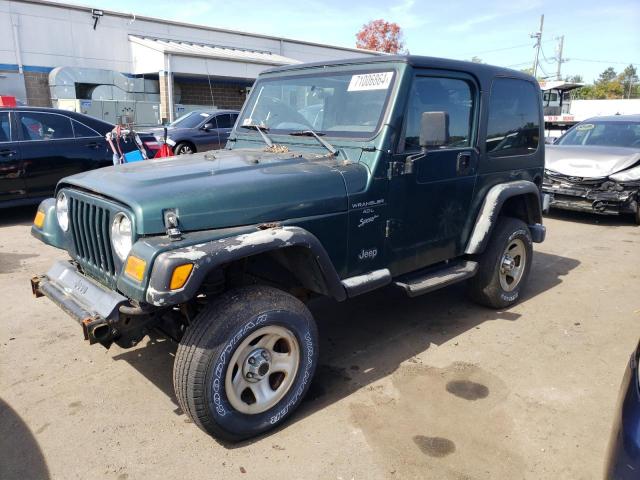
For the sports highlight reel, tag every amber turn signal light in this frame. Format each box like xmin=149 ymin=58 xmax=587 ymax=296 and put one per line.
xmin=124 ymin=256 xmax=147 ymax=282
xmin=34 ymin=211 xmax=45 ymax=228
xmin=170 ymin=263 xmax=193 ymax=290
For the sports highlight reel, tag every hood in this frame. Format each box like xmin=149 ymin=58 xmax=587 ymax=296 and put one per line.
xmin=60 ymin=149 xmax=359 ymax=235
xmin=546 ymin=145 xmax=640 ymax=178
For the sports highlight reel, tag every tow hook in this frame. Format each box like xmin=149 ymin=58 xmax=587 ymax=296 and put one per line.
xmin=81 ymin=316 xmax=114 ymax=345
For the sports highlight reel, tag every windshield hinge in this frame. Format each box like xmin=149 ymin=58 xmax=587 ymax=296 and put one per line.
xmin=387 ymin=161 xmax=405 ymax=180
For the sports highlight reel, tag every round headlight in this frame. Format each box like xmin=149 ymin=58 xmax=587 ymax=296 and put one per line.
xmin=111 ymin=213 xmax=133 ymax=261
xmin=56 ymin=192 xmax=69 ymax=231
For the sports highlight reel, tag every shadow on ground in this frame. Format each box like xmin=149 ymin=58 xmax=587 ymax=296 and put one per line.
xmin=110 ymin=250 xmax=579 ymax=446
xmin=0 ymin=205 xmax=37 ymax=228
xmin=0 ymin=398 xmax=50 ymax=480
xmin=545 ymin=209 xmax=638 ymax=228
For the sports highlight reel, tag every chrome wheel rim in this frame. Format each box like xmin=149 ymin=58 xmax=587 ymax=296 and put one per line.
xmin=499 ymin=238 xmax=527 ymax=292
xmin=225 ymin=325 xmax=300 ymax=415
xmin=178 ymin=145 xmax=192 ymax=154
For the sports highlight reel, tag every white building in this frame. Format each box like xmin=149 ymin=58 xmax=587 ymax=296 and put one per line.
xmin=0 ymin=0 xmax=378 ymax=123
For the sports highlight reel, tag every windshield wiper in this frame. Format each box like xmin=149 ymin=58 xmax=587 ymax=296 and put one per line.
xmin=240 ymin=124 xmax=273 ymax=147
xmin=289 ymin=130 xmax=338 ymax=156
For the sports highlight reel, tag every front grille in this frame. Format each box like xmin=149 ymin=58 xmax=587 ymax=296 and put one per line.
xmin=68 ymin=196 xmax=116 ymax=277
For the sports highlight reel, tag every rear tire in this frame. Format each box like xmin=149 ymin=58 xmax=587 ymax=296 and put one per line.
xmin=468 ymin=217 xmax=533 ymax=309
xmin=174 ymin=142 xmax=195 ymax=155
xmin=173 ymin=285 xmax=318 ymax=442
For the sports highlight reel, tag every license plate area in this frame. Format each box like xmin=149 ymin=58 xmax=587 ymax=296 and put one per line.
xmin=45 ymin=261 xmax=127 ymax=320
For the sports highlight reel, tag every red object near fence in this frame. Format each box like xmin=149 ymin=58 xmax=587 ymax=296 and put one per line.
xmin=0 ymin=96 xmax=17 ymax=107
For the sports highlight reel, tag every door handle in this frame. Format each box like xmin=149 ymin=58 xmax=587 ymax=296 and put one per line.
xmin=456 ymin=152 xmax=472 ymax=175
xmin=86 ymin=142 xmax=100 ymax=149
xmin=0 ymin=149 xmax=17 ymax=157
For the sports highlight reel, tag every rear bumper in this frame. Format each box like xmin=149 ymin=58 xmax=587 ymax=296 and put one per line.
xmin=31 ymin=261 xmax=128 ymax=344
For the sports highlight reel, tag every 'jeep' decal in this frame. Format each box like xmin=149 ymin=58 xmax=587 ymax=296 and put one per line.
xmin=358 ymin=248 xmax=378 ymax=261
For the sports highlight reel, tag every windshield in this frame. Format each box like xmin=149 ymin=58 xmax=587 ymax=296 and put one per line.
xmin=170 ymin=111 xmax=210 ymax=129
xmin=237 ymin=69 xmax=396 ymax=138
xmin=557 ymin=120 xmax=640 ymax=148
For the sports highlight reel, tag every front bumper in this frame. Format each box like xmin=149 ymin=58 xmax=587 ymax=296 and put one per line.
xmin=31 ymin=261 xmax=135 ymax=346
xmin=605 ymin=344 xmax=640 ymax=479
xmin=542 ymin=183 xmax=638 ymax=216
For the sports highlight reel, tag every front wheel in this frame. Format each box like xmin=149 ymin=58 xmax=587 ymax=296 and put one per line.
xmin=173 ymin=286 xmax=318 ymax=442
xmin=174 ymin=142 xmax=195 ymax=155
xmin=468 ymin=217 xmax=533 ymax=309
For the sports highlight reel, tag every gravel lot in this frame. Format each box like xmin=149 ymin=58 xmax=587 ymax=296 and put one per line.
xmin=1 ymin=206 xmax=639 ymax=480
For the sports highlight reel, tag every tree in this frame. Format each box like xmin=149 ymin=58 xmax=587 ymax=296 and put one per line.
xmin=619 ymin=64 xmax=638 ymax=99
xmin=564 ymin=74 xmax=583 ymax=83
xmin=356 ymin=19 xmax=406 ymax=54
xmin=597 ymin=67 xmax=617 ymax=85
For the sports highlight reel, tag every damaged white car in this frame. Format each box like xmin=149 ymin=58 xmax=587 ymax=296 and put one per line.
xmin=542 ymin=114 xmax=640 ymax=224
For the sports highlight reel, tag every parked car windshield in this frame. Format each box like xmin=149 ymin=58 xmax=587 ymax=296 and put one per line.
xmin=170 ymin=111 xmax=210 ymax=129
xmin=557 ymin=120 xmax=640 ymax=148
xmin=238 ymin=69 xmax=396 ymax=138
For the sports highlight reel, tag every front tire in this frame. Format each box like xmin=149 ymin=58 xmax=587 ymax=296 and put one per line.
xmin=173 ymin=286 xmax=318 ymax=442
xmin=468 ymin=217 xmax=533 ymax=309
xmin=174 ymin=142 xmax=195 ymax=155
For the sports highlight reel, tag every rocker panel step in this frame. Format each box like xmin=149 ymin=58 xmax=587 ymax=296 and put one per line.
xmin=394 ymin=260 xmax=478 ymax=298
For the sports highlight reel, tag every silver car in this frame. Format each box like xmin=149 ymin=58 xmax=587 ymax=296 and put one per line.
xmin=542 ymin=114 xmax=640 ymax=224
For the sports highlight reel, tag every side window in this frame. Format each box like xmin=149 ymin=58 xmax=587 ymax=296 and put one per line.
xmin=401 ymin=76 xmax=473 ymax=152
xmin=72 ymin=120 xmax=99 ymax=138
xmin=230 ymin=114 xmax=239 ymax=127
xmin=215 ymin=114 xmax=232 ymax=129
xmin=486 ymin=79 xmax=540 ymax=157
xmin=0 ymin=112 xmax=10 ymax=142
xmin=19 ymin=112 xmax=74 ymax=141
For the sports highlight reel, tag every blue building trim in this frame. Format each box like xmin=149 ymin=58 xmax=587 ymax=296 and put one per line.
xmin=0 ymin=64 xmax=55 ymax=74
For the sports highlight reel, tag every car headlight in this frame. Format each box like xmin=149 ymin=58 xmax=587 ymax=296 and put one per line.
xmin=111 ymin=212 xmax=133 ymax=261
xmin=56 ymin=192 xmax=69 ymax=231
xmin=609 ymin=165 xmax=640 ymax=183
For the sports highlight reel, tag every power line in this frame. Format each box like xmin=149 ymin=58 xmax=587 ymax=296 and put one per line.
xmin=569 ymin=58 xmax=638 ymax=65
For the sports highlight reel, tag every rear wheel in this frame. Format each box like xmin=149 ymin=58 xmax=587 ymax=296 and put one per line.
xmin=468 ymin=217 xmax=533 ymax=309
xmin=174 ymin=142 xmax=195 ymax=155
xmin=173 ymin=285 xmax=318 ymax=442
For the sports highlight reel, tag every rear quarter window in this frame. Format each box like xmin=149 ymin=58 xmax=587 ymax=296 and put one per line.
xmin=486 ymin=78 xmax=540 ymax=157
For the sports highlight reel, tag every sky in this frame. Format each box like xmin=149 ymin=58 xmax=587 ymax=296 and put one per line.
xmin=65 ymin=0 xmax=639 ymax=82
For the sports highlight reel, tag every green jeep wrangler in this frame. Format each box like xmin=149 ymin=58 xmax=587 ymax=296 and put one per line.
xmin=31 ymin=55 xmax=546 ymax=441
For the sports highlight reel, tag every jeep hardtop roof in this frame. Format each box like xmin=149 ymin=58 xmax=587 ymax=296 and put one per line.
xmin=263 ymin=54 xmax=536 ymax=84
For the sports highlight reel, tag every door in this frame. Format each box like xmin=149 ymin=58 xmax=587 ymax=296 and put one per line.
xmin=0 ymin=111 xmax=26 ymax=202
xmin=189 ymin=113 xmax=219 ymax=152
xmin=212 ymin=113 xmax=235 ymax=149
xmin=387 ymin=73 xmax=479 ymax=275
xmin=18 ymin=111 xmax=106 ymax=198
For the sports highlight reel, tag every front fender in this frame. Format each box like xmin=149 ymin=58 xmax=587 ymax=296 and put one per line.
xmin=144 ymin=226 xmax=346 ymax=306
xmin=30 ymin=198 xmax=66 ymax=249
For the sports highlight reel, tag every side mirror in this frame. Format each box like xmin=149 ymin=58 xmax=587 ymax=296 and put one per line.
xmin=420 ymin=111 xmax=449 ymax=148
xmin=202 ymin=122 xmax=215 ymax=131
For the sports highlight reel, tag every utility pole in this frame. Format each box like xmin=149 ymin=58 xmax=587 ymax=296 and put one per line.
xmin=530 ymin=14 xmax=544 ymax=77
xmin=556 ymin=35 xmax=564 ymax=80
